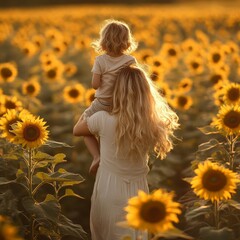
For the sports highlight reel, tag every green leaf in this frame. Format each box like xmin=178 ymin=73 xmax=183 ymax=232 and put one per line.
xmin=227 ymin=199 xmax=240 ymax=210
xmin=198 ymin=126 xmax=219 ymax=135
xmin=22 ymin=197 xmax=61 ymax=222
xmin=57 ymin=214 xmax=87 ymax=239
xmin=59 ymin=189 xmax=84 ymax=201
xmin=199 ymin=227 xmax=235 ymax=240
xmin=153 ymin=227 xmax=193 ymax=239
xmin=185 ymin=205 xmax=211 ymax=222
xmin=45 ymin=140 xmax=73 ymax=148
xmin=197 ymin=139 xmax=224 ymax=152
xmin=2 ymin=154 xmax=18 ymax=160
xmin=44 ymin=194 xmax=57 ymax=202
xmin=53 ymin=153 xmax=67 ymax=165
xmin=16 ymin=169 xmax=25 ymax=178
xmin=34 ymin=151 xmax=53 ymax=161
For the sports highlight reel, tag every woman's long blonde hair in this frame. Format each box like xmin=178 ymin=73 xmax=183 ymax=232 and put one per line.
xmin=92 ymin=19 xmax=137 ymax=55
xmin=112 ymin=65 xmax=179 ymax=160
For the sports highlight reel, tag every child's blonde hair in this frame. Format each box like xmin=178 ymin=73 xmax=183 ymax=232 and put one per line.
xmin=92 ymin=19 xmax=137 ymax=55
xmin=112 ymin=65 xmax=179 ymax=160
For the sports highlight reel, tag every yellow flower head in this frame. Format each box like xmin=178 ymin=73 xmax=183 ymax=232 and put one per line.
xmin=170 ymin=95 xmax=193 ymax=111
xmin=85 ymin=88 xmax=96 ymax=107
xmin=0 ymin=215 xmax=23 ymax=240
xmin=22 ymin=80 xmax=41 ymax=97
xmin=177 ymin=78 xmax=193 ymax=93
xmin=0 ymin=63 xmax=17 ymax=83
xmin=0 ymin=109 xmax=31 ymax=143
xmin=63 ymin=84 xmax=85 ymax=104
xmin=211 ymin=104 xmax=240 ymax=135
xmin=222 ymin=83 xmax=240 ymax=105
xmin=125 ymin=189 xmax=181 ymax=233
xmin=12 ymin=115 xmax=49 ymax=149
xmin=191 ymin=161 xmax=239 ymax=202
xmin=0 ymin=96 xmax=23 ymax=115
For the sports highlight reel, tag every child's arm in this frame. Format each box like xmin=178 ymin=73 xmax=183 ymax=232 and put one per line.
xmin=92 ymin=73 xmax=101 ymax=89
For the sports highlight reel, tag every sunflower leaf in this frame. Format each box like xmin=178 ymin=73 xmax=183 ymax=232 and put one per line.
xmin=153 ymin=227 xmax=193 ymax=239
xmin=45 ymin=140 xmax=73 ymax=148
xmin=198 ymin=126 xmax=220 ymax=135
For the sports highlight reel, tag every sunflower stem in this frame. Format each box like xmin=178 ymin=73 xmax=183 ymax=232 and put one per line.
xmin=228 ymin=134 xmax=236 ymax=170
xmin=213 ymin=200 xmax=219 ymax=229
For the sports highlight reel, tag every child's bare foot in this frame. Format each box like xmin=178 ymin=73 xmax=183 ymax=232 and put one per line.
xmin=89 ymin=157 xmax=100 ymax=175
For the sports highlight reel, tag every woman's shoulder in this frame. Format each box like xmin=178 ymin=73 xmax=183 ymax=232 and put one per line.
xmin=92 ymin=110 xmax=114 ymax=119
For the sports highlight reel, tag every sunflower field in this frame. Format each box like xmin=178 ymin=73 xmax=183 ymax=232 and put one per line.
xmin=0 ymin=2 xmax=240 ymax=240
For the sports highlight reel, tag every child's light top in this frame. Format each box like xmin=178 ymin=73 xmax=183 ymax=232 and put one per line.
xmin=91 ymin=54 xmax=136 ymax=98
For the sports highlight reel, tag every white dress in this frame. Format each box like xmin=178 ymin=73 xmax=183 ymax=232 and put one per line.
xmin=87 ymin=111 xmax=149 ymax=240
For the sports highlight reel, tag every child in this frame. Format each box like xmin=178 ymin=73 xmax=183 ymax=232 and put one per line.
xmin=83 ymin=19 xmax=138 ymax=175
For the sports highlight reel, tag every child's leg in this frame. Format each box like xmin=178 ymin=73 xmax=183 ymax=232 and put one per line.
xmin=84 ymin=135 xmax=100 ymax=175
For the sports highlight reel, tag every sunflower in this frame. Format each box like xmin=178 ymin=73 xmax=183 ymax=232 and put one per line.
xmin=22 ymin=80 xmax=41 ymax=97
xmin=12 ymin=115 xmax=49 ymax=149
xmin=209 ymin=71 xmax=228 ymax=87
xmin=149 ymin=67 xmax=163 ymax=87
xmin=170 ymin=95 xmax=193 ymax=111
xmin=181 ymin=38 xmax=199 ymax=53
xmin=211 ymin=104 xmax=240 ymax=135
xmin=222 ymin=83 xmax=240 ymax=105
xmin=32 ymin=34 xmax=45 ymax=49
xmin=177 ymin=78 xmax=193 ymax=93
xmin=125 ymin=189 xmax=181 ymax=233
xmin=186 ymin=56 xmax=204 ymax=75
xmin=52 ymin=40 xmax=67 ymax=56
xmin=21 ymin=41 xmax=37 ymax=57
xmin=85 ymin=88 xmax=96 ymax=107
xmin=0 ymin=63 xmax=17 ymax=83
xmin=63 ymin=84 xmax=85 ymax=104
xmin=134 ymin=49 xmax=154 ymax=63
xmin=191 ymin=161 xmax=239 ymax=202
xmin=158 ymin=81 xmax=172 ymax=100
xmin=64 ymin=62 xmax=78 ymax=77
xmin=43 ymin=63 xmax=64 ymax=82
xmin=0 ymin=96 xmax=23 ymax=115
xmin=0 ymin=215 xmax=23 ymax=240
xmin=45 ymin=28 xmax=62 ymax=41
xmin=0 ymin=109 xmax=31 ymax=143
xmin=209 ymin=48 xmax=225 ymax=67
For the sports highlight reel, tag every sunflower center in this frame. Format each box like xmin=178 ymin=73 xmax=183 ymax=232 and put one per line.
xmin=150 ymin=71 xmax=158 ymax=81
xmin=168 ymin=48 xmax=177 ymax=56
xmin=90 ymin=94 xmax=95 ymax=102
xmin=140 ymin=200 xmax=166 ymax=223
xmin=227 ymin=88 xmax=240 ymax=102
xmin=202 ymin=169 xmax=227 ymax=191
xmin=23 ymin=124 xmax=41 ymax=141
xmin=47 ymin=69 xmax=57 ymax=79
xmin=178 ymin=96 xmax=187 ymax=107
xmin=5 ymin=100 xmax=16 ymax=109
xmin=210 ymin=74 xmax=222 ymax=85
xmin=191 ymin=62 xmax=199 ymax=69
xmin=223 ymin=110 xmax=240 ymax=129
xmin=26 ymin=84 xmax=36 ymax=94
xmin=154 ymin=61 xmax=161 ymax=67
xmin=212 ymin=53 xmax=221 ymax=63
xmin=142 ymin=54 xmax=150 ymax=61
xmin=182 ymin=83 xmax=189 ymax=88
xmin=69 ymin=89 xmax=80 ymax=98
xmin=1 ymin=67 xmax=12 ymax=79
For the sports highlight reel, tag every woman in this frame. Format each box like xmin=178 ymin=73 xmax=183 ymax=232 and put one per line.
xmin=73 ymin=65 xmax=179 ymax=240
